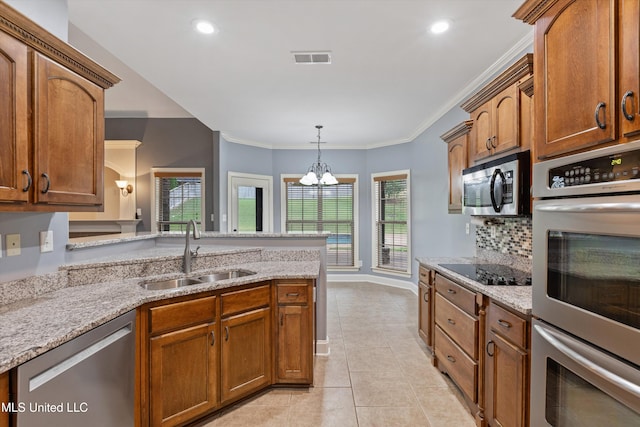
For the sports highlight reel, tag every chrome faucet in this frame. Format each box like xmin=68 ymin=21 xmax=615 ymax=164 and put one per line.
xmin=183 ymin=219 xmax=201 ymax=274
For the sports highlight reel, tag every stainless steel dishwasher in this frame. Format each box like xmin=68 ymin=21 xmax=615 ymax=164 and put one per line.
xmin=15 ymin=310 xmax=136 ymax=426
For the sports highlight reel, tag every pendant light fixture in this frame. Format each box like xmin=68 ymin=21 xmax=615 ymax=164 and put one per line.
xmin=299 ymin=125 xmax=338 ymax=186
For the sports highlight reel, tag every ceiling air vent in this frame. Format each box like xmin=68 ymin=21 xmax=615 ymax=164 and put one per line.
xmin=292 ymin=51 xmax=332 ymax=64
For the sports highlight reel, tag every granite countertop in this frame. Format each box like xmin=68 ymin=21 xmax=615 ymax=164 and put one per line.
xmin=416 ymin=256 xmax=532 ymax=315
xmin=0 ymin=254 xmax=320 ymax=374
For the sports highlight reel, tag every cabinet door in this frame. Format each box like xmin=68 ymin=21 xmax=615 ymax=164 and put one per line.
xmin=448 ymin=134 xmax=467 ymax=213
xmin=0 ymin=371 xmax=8 ymax=427
xmin=276 ymin=304 xmax=312 ymax=383
xmin=0 ymin=31 xmax=29 ymax=203
xmin=492 ymin=85 xmax=520 ymax=155
xmin=32 ymin=54 xmax=104 ymax=206
xmin=221 ymin=307 xmax=272 ymax=404
xmin=619 ymin=0 xmax=640 ymax=139
xmin=535 ymin=0 xmax=616 ymax=159
xmin=150 ymin=323 xmax=218 ymax=427
xmin=485 ymin=330 xmax=528 ymax=427
xmin=418 ymin=282 xmax=432 ymax=348
xmin=471 ymin=102 xmax=493 ymax=161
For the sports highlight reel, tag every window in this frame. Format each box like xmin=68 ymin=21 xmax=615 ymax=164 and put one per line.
xmin=151 ymin=168 xmax=205 ymax=232
xmin=372 ymin=170 xmax=410 ymax=274
xmin=283 ymin=176 xmax=357 ymax=268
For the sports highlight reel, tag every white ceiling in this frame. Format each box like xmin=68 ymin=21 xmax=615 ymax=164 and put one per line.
xmin=67 ymin=0 xmax=532 ymax=149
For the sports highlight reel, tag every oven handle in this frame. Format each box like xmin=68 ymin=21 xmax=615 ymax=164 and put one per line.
xmin=536 ymin=202 xmax=640 ymax=213
xmin=534 ymin=323 xmax=640 ymax=400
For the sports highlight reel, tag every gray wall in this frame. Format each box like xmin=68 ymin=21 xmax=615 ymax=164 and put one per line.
xmin=219 ymin=105 xmax=476 ymax=284
xmin=106 ymin=118 xmax=220 ymax=231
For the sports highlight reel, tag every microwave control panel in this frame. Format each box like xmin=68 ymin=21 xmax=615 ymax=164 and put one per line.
xmin=549 ymin=148 xmax=640 ymax=188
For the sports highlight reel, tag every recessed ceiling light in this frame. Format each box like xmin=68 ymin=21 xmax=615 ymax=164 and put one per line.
xmin=430 ymin=20 xmax=451 ymax=34
xmin=193 ymin=19 xmax=215 ymax=35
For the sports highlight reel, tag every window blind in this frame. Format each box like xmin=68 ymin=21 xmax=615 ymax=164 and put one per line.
xmin=374 ymin=174 xmax=409 ymax=272
xmin=284 ymin=178 xmax=356 ymax=267
xmin=155 ymin=173 xmax=203 ymax=232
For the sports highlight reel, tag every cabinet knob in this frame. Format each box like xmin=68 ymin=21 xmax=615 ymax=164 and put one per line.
xmin=22 ymin=170 xmax=32 ymax=192
xmin=622 ymin=90 xmax=635 ymax=121
xmin=40 ymin=173 xmax=51 ymax=194
xmin=594 ymin=102 xmax=607 ymax=129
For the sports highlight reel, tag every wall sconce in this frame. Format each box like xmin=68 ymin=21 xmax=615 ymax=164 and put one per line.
xmin=115 ymin=180 xmax=133 ymax=197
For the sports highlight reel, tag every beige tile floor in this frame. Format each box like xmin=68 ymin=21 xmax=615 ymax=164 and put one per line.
xmin=196 ymin=281 xmax=476 ymax=427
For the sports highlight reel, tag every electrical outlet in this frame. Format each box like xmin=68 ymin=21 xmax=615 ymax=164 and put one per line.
xmin=491 ymin=226 xmax=497 ymax=238
xmin=40 ymin=230 xmax=54 ymax=253
xmin=465 ymin=223 xmax=470 ymax=235
xmin=6 ymin=234 xmax=21 ymax=256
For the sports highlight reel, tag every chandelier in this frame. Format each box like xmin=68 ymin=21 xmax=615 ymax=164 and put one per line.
xmin=299 ymin=125 xmax=338 ymax=186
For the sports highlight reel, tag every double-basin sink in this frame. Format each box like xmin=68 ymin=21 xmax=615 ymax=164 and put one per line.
xmin=140 ymin=269 xmax=256 ymax=291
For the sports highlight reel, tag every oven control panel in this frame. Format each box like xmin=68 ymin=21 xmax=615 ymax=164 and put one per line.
xmin=548 ymin=148 xmax=640 ymax=188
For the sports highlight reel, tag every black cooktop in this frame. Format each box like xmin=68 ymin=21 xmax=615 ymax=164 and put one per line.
xmin=439 ymin=263 xmax=532 ymax=286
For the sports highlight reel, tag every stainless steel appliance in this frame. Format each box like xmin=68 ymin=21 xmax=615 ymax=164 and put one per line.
xmin=462 ymin=151 xmax=530 ymax=216
xmin=15 ymin=310 xmax=136 ymax=427
xmin=531 ymin=140 xmax=640 ymax=425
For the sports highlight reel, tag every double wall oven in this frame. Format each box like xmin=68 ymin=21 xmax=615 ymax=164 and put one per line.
xmin=531 ymin=140 xmax=640 ymax=426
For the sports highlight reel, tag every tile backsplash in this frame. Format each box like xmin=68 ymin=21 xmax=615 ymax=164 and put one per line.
xmin=476 ymin=216 xmax=532 ymax=259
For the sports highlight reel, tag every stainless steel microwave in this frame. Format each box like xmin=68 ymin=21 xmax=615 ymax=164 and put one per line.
xmin=462 ymin=151 xmax=530 ymax=216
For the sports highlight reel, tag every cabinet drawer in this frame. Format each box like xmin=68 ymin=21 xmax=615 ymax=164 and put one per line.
xmin=435 ymin=326 xmax=478 ymax=403
xmin=488 ymin=301 xmax=528 ymax=349
xmin=435 ymin=274 xmax=477 ymax=315
xmin=435 ymin=293 xmax=478 ymax=359
xmin=150 ymin=296 xmax=216 ymax=335
xmin=221 ymin=284 xmax=270 ymax=317
xmin=277 ymin=283 xmax=308 ymax=304
xmin=419 ymin=266 xmax=432 ymax=285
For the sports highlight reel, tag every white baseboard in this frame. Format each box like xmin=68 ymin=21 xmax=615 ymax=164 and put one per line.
xmin=315 ymin=338 xmax=330 ymax=356
xmin=328 ymin=273 xmax=418 ymax=295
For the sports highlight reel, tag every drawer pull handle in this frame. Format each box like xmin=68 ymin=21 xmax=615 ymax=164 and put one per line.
xmin=286 ymin=293 xmax=299 ymax=297
xmin=447 ymin=318 xmax=456 ymax=325
xmin=22 ymin=170 xmax=32 ymax=192
xmin=423 ymin=293 xmax=429 ymax=303
xmin=595 ymin=101 xmax=607 ymax=129
xmin=210 ymin=331 xmax=215 ymax=346
xmin=447 ymin=289 xmax=457 ymax=295
xmin=487 ymin=340 xmax=495 ymax=357
xmin=280 ymin=313 xmax=284 ymax=326
xmin=491 ymin=135 xmax=497 ymax=148
xmin=498 ymin=319 xmax=512 ymax=329
xmin=225 ymin=326 xmax=229 ymax=341
xmin=447 ymin=355 xmax=456 ymax=363
xmin=622 ymin=90 xmax=635 ymax=121
xmin=486 ymin=138 xmax=492 ymax=150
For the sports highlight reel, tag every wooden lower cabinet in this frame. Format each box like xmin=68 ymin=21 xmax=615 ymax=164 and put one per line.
xmin=141 ymin=279 xmax=315 ymax=426
xmin=418 ymin=266 xmax=433 ymax=349
xmin=484 ymin=301 xmax=530 ymax=427
xmin=150 ymin=322 xmax=218 ymax=427
xmin=1 ymin=371 xmax=8 ymax=427
xmin=221 ymin=307 xmax=272 ymax=404
xmin=275 ymin=280 xmax=314 ymax=383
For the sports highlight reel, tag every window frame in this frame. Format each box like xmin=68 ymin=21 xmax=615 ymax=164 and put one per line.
xmin=280 ymin=174 xmax=359 ymax=271
xmin=371 ymin=169 xmax=411 ymax=277
xmin=150 ymin=167 xmax=206 ymax=232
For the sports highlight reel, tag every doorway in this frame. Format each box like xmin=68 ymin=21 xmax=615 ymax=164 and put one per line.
xmin=228 ymin=172 xmax=273 ymax=233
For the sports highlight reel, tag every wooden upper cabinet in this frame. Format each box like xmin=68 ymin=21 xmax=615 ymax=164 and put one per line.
xmin=461 ymin=54 xmax=533 ymax=163
xmin=441 ymin=121 xmax=473 ymax=214
xmin=0 ymin=30 xmax=29 ymax=204
xmin=619 ymin=0 xmax=640 ymax=139
xmin=514 ymin=0 xmax=640 ymax=160
xmin=32 ymin=54 xmax=104 ymax=206
xmin=0 ymin=2 xmax=119 ymax=211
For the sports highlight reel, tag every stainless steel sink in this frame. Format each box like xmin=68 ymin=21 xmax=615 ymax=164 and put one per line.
xmin=140 ymin=277 xmax=202 ymax=290
xmin=196 ymin=270 xmax=255 ymax=282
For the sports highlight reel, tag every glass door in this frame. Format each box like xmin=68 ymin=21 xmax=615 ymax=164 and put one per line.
xmin=228 ymin=173 xmax=273 ymax=233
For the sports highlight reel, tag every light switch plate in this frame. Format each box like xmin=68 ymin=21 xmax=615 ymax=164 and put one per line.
xmin=6 ymin=234 xmax=21 ymax=256
xmin=40 ymin=230 xmax=54 ymax=253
